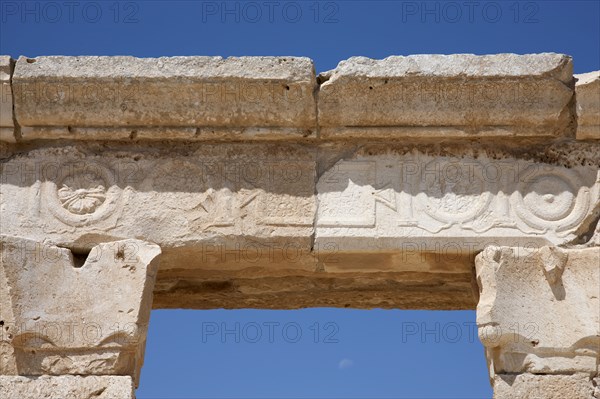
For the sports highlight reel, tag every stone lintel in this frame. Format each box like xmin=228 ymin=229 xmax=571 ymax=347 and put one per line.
xmin=2 ymin=54 xmax=599 ymax=142
xmin=318 ymin=53 xmax=575 ymax=138
xmin=11 ymin=55 xmax=318 ymax=140
xmin=316 ymin=150 xmax=600 ymax=254
xmin=1 ymin=141 xmax=599 ymax=310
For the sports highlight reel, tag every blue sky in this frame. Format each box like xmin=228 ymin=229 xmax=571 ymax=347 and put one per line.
xmin=140 ymin=309 xmax=490 ymax=398
xmin=1 ymin=1 xmax=599 ymax=398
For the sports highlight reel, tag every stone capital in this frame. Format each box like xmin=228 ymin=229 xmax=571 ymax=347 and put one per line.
xmin=475 ymin=245 xmax=600 ymax=397
xmin=0 ymin=236 xmax=161 ymax=386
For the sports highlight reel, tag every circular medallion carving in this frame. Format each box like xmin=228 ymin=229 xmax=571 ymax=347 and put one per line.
xmin=420 ymin=159 xmax=493 ymax=224
xmin=513 ymin=168 xmax=590 ymax=233
xmin=43 ymin=163 xmax=122 ymax=227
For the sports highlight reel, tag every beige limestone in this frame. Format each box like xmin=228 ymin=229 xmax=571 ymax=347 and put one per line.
xmin=12 ymin=56 xmax=317 ymax=140
xmin=2 ymin=54 xmax=600 ymax=142
xmin=0 ymin=144 xmax=315 ymax=264
xmin=0 ymin=143 xmax=477 ymax=310
xmin=576 ymin=71 xmax=600 ymax=140
xmin=0 ymin=375 xmax=134 ymax=399
xmin=316 ymin=149 xmax=600 ymax=255
xmin=0 ymin=56 xmax=14 ymax=143
xmin=1 ymin=52 xmax=600 ymax=396
xmin=476 ymin=246 xmax=600 ymax=397
xmin=0 ymin=236 xmax=161 ymax=385
xmin=475 ymin=246 xmax=600 ymax=377
xmin=1 ymin=140 xmax=599 ymax=310
xmin=492 ymin=373 xmax=597 ymax=399
xmin=318 ymin=53 xmax=575 ymax=138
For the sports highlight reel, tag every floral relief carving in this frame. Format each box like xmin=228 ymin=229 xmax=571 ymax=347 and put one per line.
xmin=41 ymin=163 xmax=125 ymax=227
xmin=58 ymin=184 xmax=107 ymax=215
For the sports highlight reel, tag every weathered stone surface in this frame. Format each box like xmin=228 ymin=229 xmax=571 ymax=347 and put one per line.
xmin=493 ymin=373 xmax=597 ymax=399
xmin=0 ymin=236 xmax=161 ymax=385
xmin=3 ymin=52 xmax=600 ymax=397
xmin=576 ymin=71 xmax=600 ymax=140
xmin=0 ymin=144 xmax=315 ymax=266
xmin=475 ymin=246 xmax=600 ymax=376
xmin=12 ymin=56 xmax=317 ymax=140
xmin=152 ymin=269 xmax=477 ymax=310
xmin=0 ymin=143 xmax=349 ymax=309
xmin=0 ymin=56 xmax=15 ymax=143
xmin=6 ymin=54 xmax=600 ymax=142
xmin=1 ymin=140 xmax=599 ymax=310
xmin=316 ymin=149 xmax=600 ymax=256
xmin=0 ymin=142 xmax=485 ymax=310
xmin=0 ymin=375 xmax=134 ymax=399
xmin=318 ymin=53 xmax=574 ymax=138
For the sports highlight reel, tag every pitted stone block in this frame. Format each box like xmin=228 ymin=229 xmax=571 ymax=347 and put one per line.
xmin=12 ymin=56 xmax=318 ymax=140
xmin=318 ymin=53 xmax=575 ymax=138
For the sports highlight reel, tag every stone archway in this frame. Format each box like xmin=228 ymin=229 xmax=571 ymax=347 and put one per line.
xmin=1 ymin=54 xmax=599 ymax=398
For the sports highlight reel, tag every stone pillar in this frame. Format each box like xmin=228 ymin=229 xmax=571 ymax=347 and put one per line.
xmin=475 ymin=245 xmax=600 ymax=399
xmin=0 ymin=236 xmax=161 ymax=399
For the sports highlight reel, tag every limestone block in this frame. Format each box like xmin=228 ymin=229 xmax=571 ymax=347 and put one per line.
xmin=12 ymin=56 xmax=317 ymax=140
xmin=0 ymin=56 xmax=15 ymax=142
xmin=576 ymin=71 xmax=600 ymax=140
xmin=475 ymin=246 xmax=600 ymax=376
xmin=0 ymin=144 xmax=316 ymax=274
xmin=0 ymin=375 xmax=134 ymax=399
xmin=493 ymin=373 xmax=597 ymax=399
xmin=319 ymin=53 xmax=574 ymax=138
xmin=316 ymin=149 xmax=600 ymax=263
xmin=0 ymin=236 xmax=161 ymax=385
